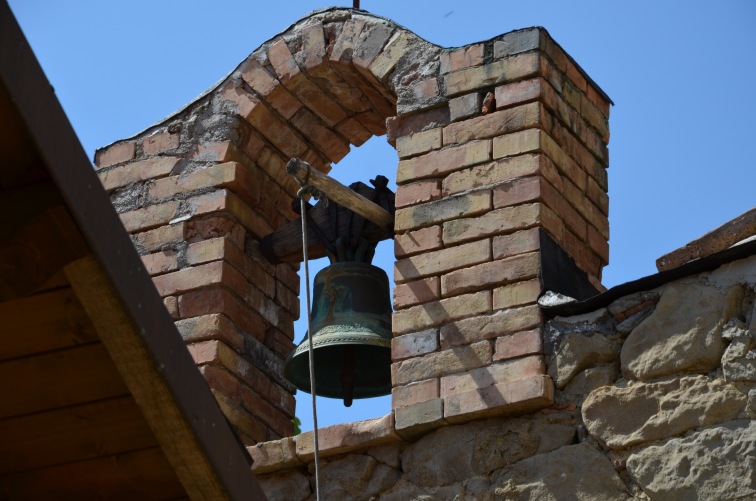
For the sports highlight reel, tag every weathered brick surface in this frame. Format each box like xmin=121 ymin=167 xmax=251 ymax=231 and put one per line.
xmin=493 ymin=278 xmax=542 ymax=310
xmin=444 ymin=374 xmax=554 ymax=423
xmin=448 ymin=93 xmax=481 ymax=122
xmin=442 ymin=202 xmax=541 ymax=245
xmin=395 ymin=128 xmax=442 ymax=159
xmin=392 ymin=329 xmax=438 ymax=360
xmin=96 ymin=142 xmax=135 ymax=168
xmin=249 ymin=437 xmax=302 ymax=474
xmin=439 ymin=44 xmax=484 ymax=74
xmin=392 ymin=290 xmax=491 ymax=335
xmin=397 ymin=140 xmax=490 ymax=183
xmin=442 ymin=153 xmax=558 ymax=196
xmin=439 ymin=305 xmax=542 ymax=349
xmin=394 ymin=398 xmax=446 ymax=440
xmin=295 ymin=414 xmax=399 ymax=461
xmin=119 ymin=200 xmax=178 ymax=233
xmin=395 ymin=179 xmax=441 ymax=208
xmin=443 ymin=52 xmax=540 ymax=97
xmin=440 ymin=355 xmax=545 ymax=397
xmin=441 ymin=252 xmax=541 ymax=297
xmin=443 ymin=102 xmax=544 ymax=145
xmin=369 ymin=30 xmax=412 ymax=82
xmin=493 ymin=28 xmax=544 ymax=59
xmin=142 ymin=131 xmax=180 ymax=155
xmin=493 ymin=227 xmax=541 ymax=260
xmin=392 ymin=340 xmax=492 ymax=385
xmin=394 ymin=225 xmax=443 ymax=258
xmin=132 ymin=222 xmax=185 ymax=253
xmin=393 ymin=276 xmax=440 ymax=309
xmin=175 ymin=313 xmax=245 ymax=352
xmin=395 ymin=239 xmax=490 ymax=284
xmin=395 ymin=190 xmax=491 ymax=232
xmin=392 ymin=378 xmax=439 ymax=409
xmin=148 ymin=162 xmax=261 ymax=207
xmin=494 ymin=328 xmax=543 ymax=362
xmin=98 ymin=157 xmax=180 ymax=192
xmin=141 ymin=250 xmax=178 ymax=276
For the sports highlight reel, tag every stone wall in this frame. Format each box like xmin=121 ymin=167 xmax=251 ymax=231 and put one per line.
xmin=252 ymin=252 xmax=755 ymax=500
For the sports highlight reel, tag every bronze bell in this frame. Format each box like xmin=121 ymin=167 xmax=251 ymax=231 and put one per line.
xmin=284 ymin=261 xmax=392 ymax=407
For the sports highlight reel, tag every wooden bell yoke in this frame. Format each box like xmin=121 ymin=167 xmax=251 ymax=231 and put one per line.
xmin=260 ymin=158 xmax=396 ymax=264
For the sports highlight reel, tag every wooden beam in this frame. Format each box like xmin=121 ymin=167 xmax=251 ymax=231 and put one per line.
xmin=656 ymin=207 xmax=756 ymax=271
xmin=287 ymin=158 xmax=394 ymax=232
xmin=261 ymin=181 xmax=393 ymax=263
xmin=64 ymin=256 xmax=250 ymax=501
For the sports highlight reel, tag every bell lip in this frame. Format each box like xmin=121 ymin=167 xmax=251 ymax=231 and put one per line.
xmin=291 ymin=329 xmax=391 ymax=358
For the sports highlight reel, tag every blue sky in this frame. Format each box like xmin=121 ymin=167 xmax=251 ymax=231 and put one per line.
xmin=8 ymin=1 xmax=755 ymax=431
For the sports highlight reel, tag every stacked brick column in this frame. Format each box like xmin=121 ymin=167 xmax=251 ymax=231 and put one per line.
xmin=390 ymin=28 xmax=611 ymax=437
xmin=94 ymin=8 xmax=610 ymax=445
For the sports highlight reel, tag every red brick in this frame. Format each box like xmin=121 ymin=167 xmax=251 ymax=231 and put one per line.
xmin=354 ymin=110 xmax=387 ymax=136
xmin=175 ymin=313 xmax=245 ymax=352
xmin=397 ymin=140 xmax=490 ymax=183
xmin=368 ymin=31 xmax=412 ymax=82
xmin=295 ymin=414 xmax=399 ymax=461
xmin=178 ymin=286 xmax=267 ymax=341
xmin=290 ymin=108 xmax=350 ymax=163
xmin=394 ymin=398 xmax=446 ymax=440
xmin=119 ymin=201 xmax=178 ymax=233
xmin=188 ymin=339 xmax=224 ymax=365
xmin=335 ymin=117 xmax=372 ymax=147
xmin=298 ymin=21 xmax=327 ymax=71
xmin=440 ymin=355 xmax=544 ymax=397
xmin=394 ymin=225 xmax=443 ymax=258
xmin=142 ymin=131 xmax=179 ymax=155
xmin=494 ymin=77 xmax=542 ymax=110
xmin=329 ymin=18 xmax=366 ymax=65
xmin=439 ymin=44 xmax=484 ymax=74
xmin=439 ymin=305 xmax=542 ymax=349
xmin=587 ymin=224 xmax=609 ymax=264
xmin=96 ymin=142 xmax=135 ymax=168
xmin=409 ymin=77 xmax=439 ymax=101
xmin=442 ymin=202 xmax=540 ymax=245
xmin=493 ymin=278 xmax=542 ymax=310
xmin=98 ymin=157 xmax=180 ymax=192
xmin=392 ymin=291 xmax=491 ymax=335
xmin=148 ymin=162 xmax=261 ymax=208
xmin=443 ymin=52 xmax=539 ymax=97
xmin=141 ymin=250 xmax=178 ymax=276
xmin=268 ymin=39 xmax=347 ymax=127
xmin=240 ymin=385 xmax=294 ymax=438
xmin=392 ymin=378 xmax=439 ymax=409
xmin=386 ymin=107 xmax=451 ymax=145
xmin=392 ymin=340 xmax=492 ymax=386
xmin=443 ymin=153 xmax=558 ymax=197
xmin=186 ymin=216 xmax=245 ymax=248
xmin=494 ymin=328 xmax=543 ymax=362
xmin=493 ymin=227 xmax=541 ymax=260
xmin=275 ymin=280 xmax=299 ymax=317
xmin=443 ymin=102 xmax=544 ymax=145
xmin=132 ymin=222 xmax=185 ymax=253
xmin=393 ymin=276 xmax=440 ymax=309
xmin=444 ymin=374 xmax=553 ymax=423
xmin=441 ymin=252 xmax=541 ymax=298
xmin=183 ymin=190 xmax=274 ymax=239
xmin=152 ymin=261 xmax=224 ymax=297
xmin=163 ymin=296 xmax=179 ymax=319
xmin=241 ymin=59 xmax=302 ymax=119
xmin=394 ymin=239 xmax=490 ymax=284
xmin=395 ymin=128 xmax=442 ymax=159
xmin=249 ymin=438 xmax=302 ymax=475
xmin=395 ymin=190 xmax=491 ymax=232
xmin=395 ymin=179 xmax=441 ymax=208
xmin=449 ymin=93 xmax=482 ymax=122
xmin=189 ymin=141 xmax=245 ymax=163
xmin=392 ymin=329 xmax=438 ymax=361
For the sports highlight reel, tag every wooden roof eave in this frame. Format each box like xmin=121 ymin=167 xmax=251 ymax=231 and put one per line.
xmin=0 ymin=3 xmax=267 ymax=499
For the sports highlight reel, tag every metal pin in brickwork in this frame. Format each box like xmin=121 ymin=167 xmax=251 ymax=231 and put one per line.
xmin=354 ymin=0 xmax=360 ymax=9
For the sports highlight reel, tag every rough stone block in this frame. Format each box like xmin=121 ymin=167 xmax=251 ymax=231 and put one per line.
xmin=444 ymin=374 xmax=554 ymax=423
xmin=394 ymin=239 xmax=490 ymax=284
xmin=294 ymin=413 xmax=400 ymax=461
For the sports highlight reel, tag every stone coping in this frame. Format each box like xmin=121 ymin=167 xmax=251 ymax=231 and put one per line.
xmin=248 ymin=413 xmax=401 ymax=474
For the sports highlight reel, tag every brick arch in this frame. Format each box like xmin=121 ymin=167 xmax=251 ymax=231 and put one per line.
xmin=212 ymin=8 xmax=441 ymax=186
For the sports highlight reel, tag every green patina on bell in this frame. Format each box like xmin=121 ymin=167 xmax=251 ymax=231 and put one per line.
xmin=284 ymin=260 xmax=392 ymax=407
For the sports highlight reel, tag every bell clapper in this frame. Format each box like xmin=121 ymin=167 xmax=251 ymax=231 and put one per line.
xmin=340 ymin=345 xmax=356 ymax=407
